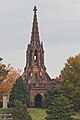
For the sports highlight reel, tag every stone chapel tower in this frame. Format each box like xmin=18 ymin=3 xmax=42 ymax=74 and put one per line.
xmin=23 ymin=6 xmax=52 ymax=107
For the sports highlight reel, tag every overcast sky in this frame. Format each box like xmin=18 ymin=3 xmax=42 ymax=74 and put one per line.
xmin=0 ymin=0 xmax=80 ymax=78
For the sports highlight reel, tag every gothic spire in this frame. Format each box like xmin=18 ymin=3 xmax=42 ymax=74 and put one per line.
xmin=31 ymin=5 xmax=40 ymax=45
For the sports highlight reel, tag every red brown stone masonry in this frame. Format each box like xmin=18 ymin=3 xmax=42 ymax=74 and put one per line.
xmin=23 ymin=6 xmax=54 ymax=108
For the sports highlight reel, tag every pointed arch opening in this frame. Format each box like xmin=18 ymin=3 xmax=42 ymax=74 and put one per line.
xmin=34 ymin=49 xmax=38 ymax=62
xmin=35 ymin=94 xmax=42 ymax=108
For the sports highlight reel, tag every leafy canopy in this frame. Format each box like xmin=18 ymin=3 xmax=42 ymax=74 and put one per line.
xmin=0 ymin=58 xmax=8 ymax=83
xmin=0 ymin=63 xmax=20 ymax=100
xmin=61 ymin=54 xmax=80 ymax=111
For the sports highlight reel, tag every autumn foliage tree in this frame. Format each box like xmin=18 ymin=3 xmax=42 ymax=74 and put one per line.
xmin=61 ymin=54 xmax=80 ymax=111
xmin=0 ymin=61 xmax=20 ymax=100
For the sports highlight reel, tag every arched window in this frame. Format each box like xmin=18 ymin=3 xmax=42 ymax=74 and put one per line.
xmin=34 ymin=49 xmax=37 ymax=62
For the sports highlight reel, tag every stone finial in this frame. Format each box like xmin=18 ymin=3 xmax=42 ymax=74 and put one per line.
xmin=33 ymin=5 xmax=37 ymax=15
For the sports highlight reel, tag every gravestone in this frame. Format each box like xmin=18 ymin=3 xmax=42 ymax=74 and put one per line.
xmin=3 ymin=94 xmax=8 ymax=109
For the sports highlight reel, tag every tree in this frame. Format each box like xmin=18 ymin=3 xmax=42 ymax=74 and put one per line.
xmin=0 ymin=58 xmax=8 ymax=83
xmin=0 ymin=82 xmax=11 ymax=100
xmin=7 ymin=100 xmax=32 ymax=120
xmin=46 ymin=95 xmax=74 ymax=120
xmin=45 ymin=85 xmax=63 ymax=107
xmin=7 ymin=64 xmax=21 ymax=85
xmin=9 ymin=76 xmax=29 ymax=107
xmin=0 ymin=58 xmax=9 ymax=100
xmin=61 ymin=54 xmax=80 ymax=111
xmin=0 ymin=64 xmax=20 ymax=100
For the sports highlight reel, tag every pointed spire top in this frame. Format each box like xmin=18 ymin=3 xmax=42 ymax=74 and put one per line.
xmin=30 ymin=5 xmax=40 ymax=45
xmin=33 ymin=5 xmax=37 ymax=15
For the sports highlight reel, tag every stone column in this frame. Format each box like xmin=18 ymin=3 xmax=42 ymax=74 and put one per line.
xmin=3 ymin=94 xmax=8 ymax=108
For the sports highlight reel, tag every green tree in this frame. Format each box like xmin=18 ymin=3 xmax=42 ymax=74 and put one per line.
xmin=0 ymin=58 xmax=8 ymax=83
xmin=46 ymin=95 xmax=74 ymax=120
xmin=9 ymin=100 xmax=32 ymax=120
xmin=45 ymin=85 xmax=63 ymax=107
xmin=9 ymin=76 xmax=29 ymax=107
xmin=61 ymin=54 xmax=80 ymax=111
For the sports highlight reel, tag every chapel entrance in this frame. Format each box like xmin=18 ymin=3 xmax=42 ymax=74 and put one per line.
xmin=35 ymin=94 xmax=42 ymax=108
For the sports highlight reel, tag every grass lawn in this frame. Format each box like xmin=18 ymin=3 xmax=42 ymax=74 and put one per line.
xmin=0 ymin=108 xmax=80 ymax=120
xmin=0 ymin=108 xmax=47 ymax=120
xmin=28 ymin=108 xmax=80 ymax=120
xmin=0 ymin=109 xmax=5 ymax=118
xmin=28 ymin=108 xmax=46 ymax=120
